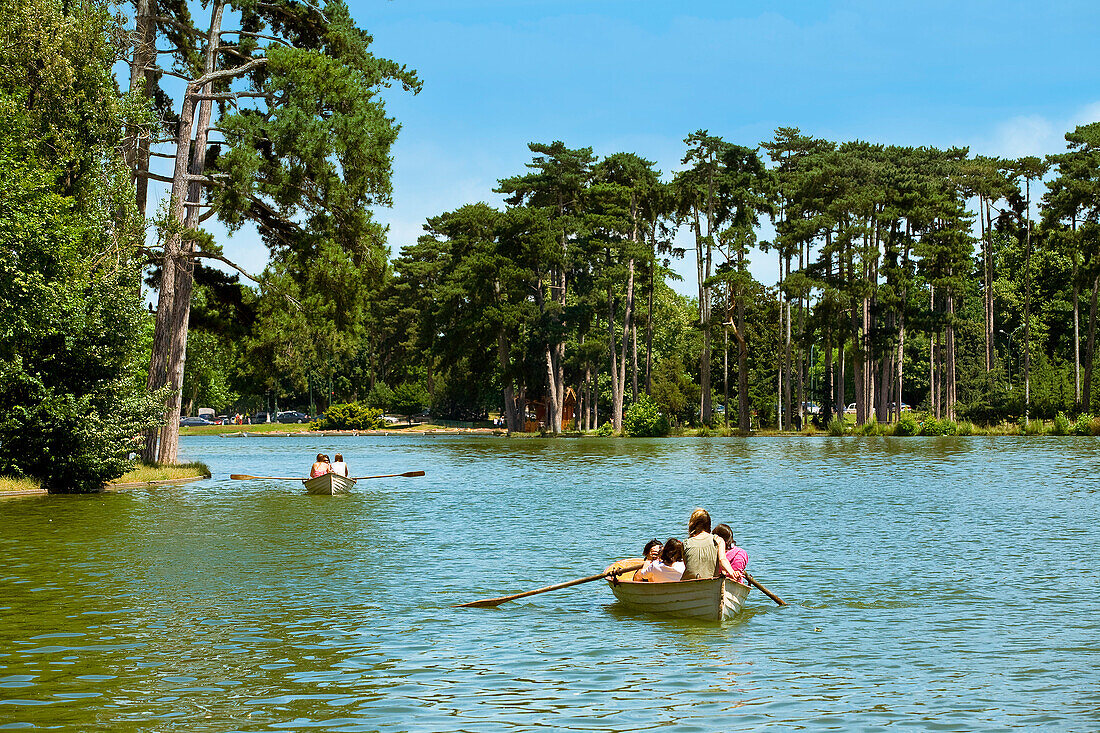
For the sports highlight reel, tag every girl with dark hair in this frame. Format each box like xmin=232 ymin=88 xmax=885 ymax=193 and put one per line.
xmin=713 ymin=523 xmax=748 ymax=583
xmin=638 ymin=537 xmax=685 ymax=582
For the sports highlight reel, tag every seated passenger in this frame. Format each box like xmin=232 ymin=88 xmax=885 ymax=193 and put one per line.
xmin=681 ymin=508 xmax=739 ymax=580
xmin=330 ymin=453 xmax=349 ymax=477
xmin=633 ymin=539 xmax=663 ymax=581
xmin=638 ymin=538 xmax=685 ymax=583
xmin=310 ymin=453 xmax=331 ymax=478
xmin=713 ymin=523 xmax=747 ymax=583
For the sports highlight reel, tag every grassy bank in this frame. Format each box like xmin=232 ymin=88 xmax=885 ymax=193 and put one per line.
xmin=112 ymin=461 xmax=211 ymax=483
xmin=0 ymin=476 xmax=42 ymax=492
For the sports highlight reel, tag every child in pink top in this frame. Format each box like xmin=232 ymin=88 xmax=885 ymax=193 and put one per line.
xmin=713 ymin=523 xmax=747 ymax=583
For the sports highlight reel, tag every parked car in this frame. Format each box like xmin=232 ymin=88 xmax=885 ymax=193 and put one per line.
xmin=248 ymin=412 xmax=271 ymax=424
xmin=381 ymin=415 xmax=401 ymax=424
xmin=214 ymin=415 xmax=229 ymax=425
xmin=277 ymin=410 xmax=310 ymax=423
xmin=179 ymin=416 xmax=213 ymax=427
xmin=845 ymin=403 xmax=857 ymax=415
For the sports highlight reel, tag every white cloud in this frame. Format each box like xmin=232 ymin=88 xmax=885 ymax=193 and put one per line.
xmin=976 ymin=101 xmax=1100 ymax=158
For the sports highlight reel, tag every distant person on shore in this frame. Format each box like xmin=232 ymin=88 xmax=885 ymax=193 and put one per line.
xmin=681 ymin=508 xmax=739 ymax=580
xmin=713 ymin=523 xmax=747 ymax=583
xmin=330 ymin=453 xmax=349 ymax=477
xmin=310 ymin=453 xmax=331 ymax=478
xmin=638 ymin=538 xmax=686 ymax=583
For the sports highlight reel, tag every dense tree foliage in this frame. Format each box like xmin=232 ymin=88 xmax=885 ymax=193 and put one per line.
xmin=0 ymin=0 xmax=162 ymax=491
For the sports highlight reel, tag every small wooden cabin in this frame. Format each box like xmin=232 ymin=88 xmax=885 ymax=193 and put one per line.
xmin=526 ymin=387 xmax=577 ymax=431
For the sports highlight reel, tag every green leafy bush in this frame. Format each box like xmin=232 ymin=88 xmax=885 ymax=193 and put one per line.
xmin=1073 ymin=413 xmax=1092 ymax=435
xmin=310 ymin=402 xmax=383 ymax=430
xmin=1052 ymin=412 xmax=1073 ymax=436
xmin=827 ymin=418 xmax=848 ymax=436
xmin=622 ymin=395 xmax=670 ymax=437
xmin=894 ymin=414 xmax=920 ymax=436
xmin=857 ymin=420 xmax=882 ymax=436
xmin=955 ymin=420 xmax=975 ymax=436
xmin=595 ymin=421 xmax=614 ymax=436
xmin=921 ymin=418 xmax=957 ymax=436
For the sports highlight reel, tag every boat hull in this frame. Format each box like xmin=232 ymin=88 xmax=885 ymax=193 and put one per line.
xmin=302 ymin=473 xmax=356 ymax=495
xmin=605 ymin=560 xmax=750 ymax=621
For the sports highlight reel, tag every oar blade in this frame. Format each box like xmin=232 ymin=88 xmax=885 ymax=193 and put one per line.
xmin=229 ymin=474 xmax=254 ymax=480
xmin=456 ymin=598 xmax=506 ymax=609
xmin=402 ymin=470 xmax=426 ymax=477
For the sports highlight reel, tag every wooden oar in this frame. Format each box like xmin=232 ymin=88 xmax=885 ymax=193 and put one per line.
xmin=744 ymin=571 xmax=787 ymax=606
xmin=350 ymin=470 xmax=425 ymax=480
xmin=230 ymin=474 xmax=304 ymax=480
xmin=458 ymin=561 xmax=644 ymax=608
xmin=229 ymin=470 xmax=425 ymax=481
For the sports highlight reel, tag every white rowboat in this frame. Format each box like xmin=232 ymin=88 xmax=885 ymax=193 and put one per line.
xmin=605 ymin=559 xmax=750 ymax=621
xmin=302 ymin=473 xmax=356 ymax=495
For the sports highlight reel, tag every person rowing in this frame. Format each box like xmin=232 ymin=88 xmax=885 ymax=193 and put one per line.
xmin=681 ymin=508 xmax=739 ymax=580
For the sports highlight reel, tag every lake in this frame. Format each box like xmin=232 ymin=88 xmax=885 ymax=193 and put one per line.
xmin=1 ymin=435 xmax=1098 ymax=731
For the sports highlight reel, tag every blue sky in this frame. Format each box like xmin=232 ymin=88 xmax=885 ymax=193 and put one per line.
xmin=199 ymin=1 xmax=1100 ymax=290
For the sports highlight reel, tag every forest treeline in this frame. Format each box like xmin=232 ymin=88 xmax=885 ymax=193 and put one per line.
xmin=198 ymin=128 xmax=1100 ymax=436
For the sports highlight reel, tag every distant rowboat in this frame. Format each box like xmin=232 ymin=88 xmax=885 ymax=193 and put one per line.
xmin=302 ymin=473 xmax=356 ymax=495
xmin=604 ymin=559 xmax=751 ymax=621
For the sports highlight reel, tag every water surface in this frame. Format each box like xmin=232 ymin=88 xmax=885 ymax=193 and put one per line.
xmin=2 ymin=436 xmax=1097 ymax=731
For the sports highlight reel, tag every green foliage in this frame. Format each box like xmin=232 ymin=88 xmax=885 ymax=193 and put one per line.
xmin=391 ymin=382 xmax=430 ymax=417
xmin=954 ymin=420 xmax=975 ymax=436
xmin=364 ymin=382 xmax=394 ymax=412
xmin=827 ymin=418 xmax=848 ymax=436
xmin=1073 ymin=413 xmax=1094 ymax=436
xmin=856 ymin=420 xmax=883 ymax=436
xmin=595 ymin=421 xmax=615 ymax=436
xmin=310 ymin=402 xmax=382 ymax=431
xmin=920 ymin=418 xmax=957 ymax=436
xmin=0 ymin=0 xmax=163 ymax=492
xmin=651 ymin=357 xmax=700 ymax=427
xmin=1020 ymin=418 xmax=1045 ymax=436
xmin=622 ymin=395 xmax=670 ymax=437
xmin=894 ymin=414 xmax=920 ymax=436
xmin=1052 ymin=411 xmax=1073 ymax=436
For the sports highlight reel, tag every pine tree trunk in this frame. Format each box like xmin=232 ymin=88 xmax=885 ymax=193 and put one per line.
xmin=1083 ymin=275 xmax=1100 ymax=413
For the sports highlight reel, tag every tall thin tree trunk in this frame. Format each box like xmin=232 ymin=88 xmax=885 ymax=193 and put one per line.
xmin=1083 ymin=275 xmax=1100 ymax=413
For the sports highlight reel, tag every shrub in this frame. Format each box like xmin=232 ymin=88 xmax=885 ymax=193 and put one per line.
xmin=827 ymin=418 xmax=848 ymax=436
xmin=894 ymin=414 xmax=920 ymax=437
xmin=1052 ymin=412 xmax=1073 ymax=436
xmin=857 ymin=420 xmax=882 ymax=436
xmin=595 ymin=421 xmax=614 ymax=436
xmin=921 ymin=418 xmax=957 ymax=436
xmin=622 ymin=395 xmax=670 ymax=437
xmin=310 ymin=402 xmax=383 ymax=430
xmin=1073 ymin=413 xmax=1092 ymax=436
xmin=955 ymin=420 xmax=975 ymax=436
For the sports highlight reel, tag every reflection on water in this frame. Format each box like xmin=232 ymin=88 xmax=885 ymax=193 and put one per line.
xmin=1 ymin=435 xmax=1098 ymax=731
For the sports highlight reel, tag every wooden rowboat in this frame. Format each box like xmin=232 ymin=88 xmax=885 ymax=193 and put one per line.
xmin=302 ymin=473 xmax=356 ymax=495
xmin=604 ymin=559 xmax=751 ymax=621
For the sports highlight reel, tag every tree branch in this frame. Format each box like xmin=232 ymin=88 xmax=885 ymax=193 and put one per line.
xmin=191 ymin=57 xmax=268 ymax=88
xmin=192 ymin=250 xmax=303 ymax=310
xmin=219 ymin=30 xmax=289 ymax=45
